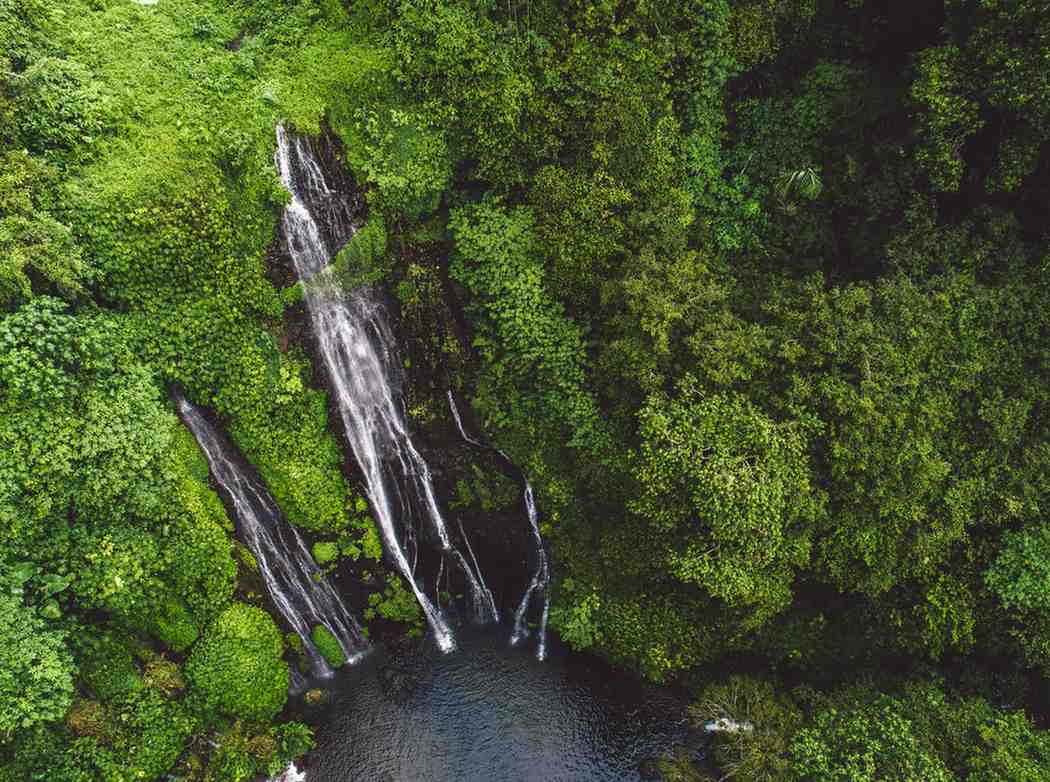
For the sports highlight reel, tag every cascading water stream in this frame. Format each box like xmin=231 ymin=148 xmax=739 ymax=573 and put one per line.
xmin=175 ymin=396 xmax=367 ymax=677
xmin=508 ymin=483 xmax=551 ymax=660
xmin=447 ymin=391 xmax=552 ymax=660
xmin=447 ymin=389 xmax=484 ymax=448
xmin=275 ymin=126 xmax=497 ymax=651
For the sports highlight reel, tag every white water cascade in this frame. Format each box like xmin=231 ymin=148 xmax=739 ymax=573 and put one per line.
xmin=176 ymin=396 xmax=367 ymax=677
xmin=508 ymin=483 xmax=551 ymax=660
xmin=275 ymin=126 xmax=498 ymax=652
xmin=446 ymin=392 xmax=551 ymax=660
xmin=267 ymin=762 xmax=306 ymax=782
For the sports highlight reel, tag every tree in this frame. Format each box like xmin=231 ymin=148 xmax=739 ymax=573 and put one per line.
xmin=912 ymin=0 xmax=1050 ymax=194
xmin=788 ymin=691 xmax=956 ymax=782
xmin=631 ymin=381 xmax=821 ymax=628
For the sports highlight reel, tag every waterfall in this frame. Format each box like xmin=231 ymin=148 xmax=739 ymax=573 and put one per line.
xmin=275 ymin=125 xmax=498 ymax=651
xmin=509 ymin=483 xmax=551 ymax=660
xmin=175 ymin=396 xmax=367 ymax=677
xmin=446 ymin=391 xmax=552 ymax=660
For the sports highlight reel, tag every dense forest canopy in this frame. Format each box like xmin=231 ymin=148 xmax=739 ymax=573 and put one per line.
xmin=1 ymin=0 xmax=1049 ymax=779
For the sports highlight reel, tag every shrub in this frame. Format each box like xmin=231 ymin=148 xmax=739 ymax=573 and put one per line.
xmin=788 ymin=689 xmax=954 ymax=782
xmin=105 ymin=690 xmax=198 ymax=782
xmin=326 ymin=213 xmax=388 ymax=289
xmin=986 ymin=524 xmax=1050 ymax=612
xmin=311 ymin=624 xmax=345 ymax=668
xmin=365 ymin=574 xmax=423 ymax=634
xmin=10 ymin=56 xmax=111 ymax=155
xmin=185 ymin=603 xmax=289 ymax=721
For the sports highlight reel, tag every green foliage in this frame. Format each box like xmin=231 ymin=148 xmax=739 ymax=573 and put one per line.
xmin=913 ymin=0 xmax=1050 ymax=194
xmin=75 ymin=632 xmax=143 ymax=702
xmin=548 ymin=580 xmax=602 ymax=651
xmin=0 ymin=564 xmax=74 ymax=738
xmin=690 ymin=676 xmax=802 ymax=782
xmin=0 ymin=688 xmax=197 ymax=782
xmin=204 ymin=720 xmax=315 ymax=782
xmin=344 ymin=107 xmax=451 ymax=217
xmin=632 ymin=381 xmax=820 ymax=626
xmin=552 ymin=582 xmax=715 ymax=681
xmin=365 ymin=574 xmax=423 ymax=635
xmin=788 ymin=696 xmax=955 ymax=781
xmin=912 ymin=45 xmax=983 ymax=192
xmin=451 ymin=464 xmax=518 ymax=513
xmin=449 ymin=202 xmax=608 ymax=460
xmin=185 ymin=603 xmax=288 ymax=722
xmin=133 ymin=592 xmax=199 ymax=653
xmin=0 ymin=0 xmax=353 ymax=772
xmin=2 ymin=0 xmax=1050 ymax=769
xmin=102 ymin=690 xmax=198 ymax=782
xmin=337 ymin=513 xmax=383 ymax=562
xmin=8 ymin=56 xmax=112 ymax=157
xmin=0 ymin=151 xmax=88 ymax=308
xmin=310 ymin=624 xmax=345 ymax=668
xmin=788 ymin=683 xmax=1050 ymax=782
xmin=986 ymin=524 xmax=1050 ymax=612
xmin=312 ymin=541 xmax=339 ymax=566
xmin=326 ymin=212 xmax=389 ymax=289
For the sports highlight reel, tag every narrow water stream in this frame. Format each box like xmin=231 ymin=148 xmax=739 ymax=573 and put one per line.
xmin=176 ymin=395 xmax=368 ymax=676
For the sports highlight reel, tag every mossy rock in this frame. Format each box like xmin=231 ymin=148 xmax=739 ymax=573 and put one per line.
xmin=312 ymin=541 xmax=339 ymax=566
xmin=65 ymin=699 xmax=106 ymax=739
xmin=79 ymin=633 xmax=144 ymax=701
xmin=311 ymin=624 xmax=346 ymax=668
xmin=304 ymin=688 xmax=328 ymax=705
xmin=144 ymin=657 xmax=185 ymax=696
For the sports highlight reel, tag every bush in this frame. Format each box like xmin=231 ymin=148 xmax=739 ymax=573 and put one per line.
xmin=10 ymin=56 xmax=111 ymax=155
xmin=310 ymin=624 xmax=345 ymax=668
xmin=105 ymin=690 xmax=198 ymax=782
xmin=986 ymin=524 xmax=1050 ymax=612
xmin=185 ymin=603 xmax=289 ymax=722
xmin=365 ymin=574 xmax=423 ymax=635
xmin=788 ymin=689 xmax=955 ymax=782
xmin=326 ymin=213 xmax=388 ymax=289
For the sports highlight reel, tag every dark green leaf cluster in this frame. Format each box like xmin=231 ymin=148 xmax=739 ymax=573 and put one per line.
xmin=185 ymin=603 xmax=289 ymax=723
